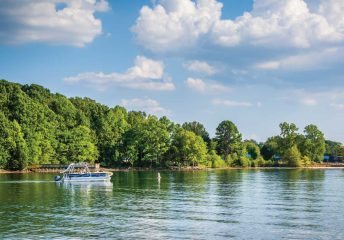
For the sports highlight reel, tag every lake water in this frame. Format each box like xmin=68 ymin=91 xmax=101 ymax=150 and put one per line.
xmin=0 ymin=169 xmax=343 ymax=239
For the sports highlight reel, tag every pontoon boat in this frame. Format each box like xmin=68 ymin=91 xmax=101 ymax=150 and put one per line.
xmin=54 ymin=163 xmax=112 ymax=182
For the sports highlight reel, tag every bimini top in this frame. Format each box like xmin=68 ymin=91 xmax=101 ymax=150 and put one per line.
xmin=62 ymin=162 xmax=91 ymax=174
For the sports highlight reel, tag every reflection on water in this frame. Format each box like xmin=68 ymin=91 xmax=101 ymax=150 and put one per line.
xmin=58 ymin=180 xmax=113 ymax=189
xmin=0 ymin=169 xmax=344 ymax=239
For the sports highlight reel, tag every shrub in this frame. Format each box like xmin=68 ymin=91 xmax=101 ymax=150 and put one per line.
xmin=284 ymin=145 xmax=302 ymax=167
xmin=301 ymin=155 xmax=312 ymax=166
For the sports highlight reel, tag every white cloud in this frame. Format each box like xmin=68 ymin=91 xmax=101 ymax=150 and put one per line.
xmin=330 ymin=103 xmax=344 ymax=110
xmin=0 ymin=0 xmax=109 ymax=47
xmin=183 ymin=60 xmax=218 ymax=75
xmin=186 ymin=77 xmax=230 ymax=93
xmin=254 ymin=61 xmax=280 ymax=70
xmin=132 ymin=0 xmax=344 ymax=52
xmin=212 ymin=98 xmax=254 ymax=107
xmin=253 ymin=47 xmax=341 ymax=71
xmin=300 ymin=97 xmax=318 ymax=106
xmin=132 ymin=0 xmax=222 ymax=52
xmin=212 ymin=0 xmax=341 ymax=49
xmin=64 ymin=56 xmax=175 ymax=91
xmin=283 ymin=89 xmax=319 ymax=106
xmin=120 ymin=98 xmax=171 ymax=116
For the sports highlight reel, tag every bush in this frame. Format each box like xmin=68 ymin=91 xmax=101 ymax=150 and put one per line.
xmin=207 ymin=150 xmax=226 ymax=168
xmin=238 ymin=156 xmax=251 ymax=167
xmin=264 ymin=160 xmax=275 ymax=167
xmin=251 ymin=160 xmax=258 ymax=167
xmin=301 ymin=155 xmax=312 ymax=166
xmin=284 ymin=145 xmax=302 ymax=167
xmin=257 ymin=156 xmax=266 ymax=167
xmin=225 ymin=154 xmax=234 ymax=166
xmin=212 ymin=158 xmax=227 ymax=168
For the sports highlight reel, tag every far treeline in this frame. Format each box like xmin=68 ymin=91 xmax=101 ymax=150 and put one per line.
xmin=0 ymin=80 xmax=343 ymax=170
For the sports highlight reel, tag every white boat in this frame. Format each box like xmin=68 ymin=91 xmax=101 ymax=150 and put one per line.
xmin=54 ymin=163 xmax=112 ymax=182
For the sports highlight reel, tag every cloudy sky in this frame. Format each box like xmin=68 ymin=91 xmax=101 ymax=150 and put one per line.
xmin=1 ymin=0 xmax=344 ymax=142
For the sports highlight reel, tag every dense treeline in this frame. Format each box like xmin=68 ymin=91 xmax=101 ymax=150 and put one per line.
xmin=0 ymin=80 xmax=343 ymax=170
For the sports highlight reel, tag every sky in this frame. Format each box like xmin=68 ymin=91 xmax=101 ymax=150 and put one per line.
xmin=1 ymin=0 xmax=344 ymax=143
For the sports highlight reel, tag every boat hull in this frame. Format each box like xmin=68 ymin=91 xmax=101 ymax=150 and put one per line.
xmin=57 ymin=172 xmax=112 ymax=182
xmin=62 ymin=176 xmax=111 ymax=182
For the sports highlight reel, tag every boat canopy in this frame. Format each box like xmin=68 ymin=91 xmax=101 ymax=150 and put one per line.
xmin=63 ymin=163 xmax=91 ymax=175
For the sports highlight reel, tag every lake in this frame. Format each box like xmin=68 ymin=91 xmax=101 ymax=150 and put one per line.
xmin=0 ymin=169 xmax=343 ymax=239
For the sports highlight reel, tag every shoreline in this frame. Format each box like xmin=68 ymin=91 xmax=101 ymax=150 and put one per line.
xmin=1 ymin=164 xmax=344 ymax=174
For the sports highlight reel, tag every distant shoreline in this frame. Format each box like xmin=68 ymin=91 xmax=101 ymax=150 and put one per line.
xmin=1 ymin=164 xmax=344 ymax=174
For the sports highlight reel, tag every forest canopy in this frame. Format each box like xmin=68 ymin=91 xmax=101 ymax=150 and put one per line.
xmin=0 ymin=80 xmax=343 ymax=170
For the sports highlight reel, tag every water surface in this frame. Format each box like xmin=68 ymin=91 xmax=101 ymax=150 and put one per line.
xmin=0 ymin=169 xmax=343 ymax=239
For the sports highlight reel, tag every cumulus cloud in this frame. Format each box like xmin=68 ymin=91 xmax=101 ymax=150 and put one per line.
xmin=121 ymin=98 xmax=171 ymax=116
xmin=186 ymin=77 xmax=230 ymax=93
xmin=183 ymin=60 xmax=218 ymax=75
xmin=132 ymin=0 xmax=221 ymax=52
xmin=132 ymin=0 xmax=344 ymax=52
xmin=0 ymin=0 xmax=109 ymax=47
xmin=64 ymin=56 xmax=175 ymax=91
xmin=212 ymin=98 xmax=255 ymax=107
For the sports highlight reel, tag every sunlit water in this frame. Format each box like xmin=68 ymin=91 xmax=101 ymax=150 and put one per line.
xmin=0 ymin=169 xmax=344 ymax=239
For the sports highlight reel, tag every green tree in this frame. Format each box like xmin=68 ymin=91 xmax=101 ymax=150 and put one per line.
xmin=261 ymin=136 xmax=281 ymax=160
xmin=301 ymin=124 xmax=325 ymax=162
xmin=284 ymin=145 xmax=302 ymax=167
xmin=141 ymin=116 xmax=170 ymax=167
xmin=208 ymin=150 xmax=226 ymax=168
xmin=169 ymin=129 xmax=208 ymax=167
xmin=6 ymin=121 xmax=29 ymax=170
xmin=120 ymin=111 xmax=146 ymax=166
xmin=57 ymin=126 xmax=99 ymax=163
xmin=279 ymin=122 xmax=299 ymax=150
xmin=214 ymin=120 xmax=242 ymax=158
xmin=98 ymin=107 xmax=128 ymax=166
xmin=325 ymin=140 xmax=342 ymax=159
xmin=182 ymin=121 xmax=210 ymax=145
xmin=243 ymin=141 xmax=261 ymax=160
xmin=278 ymin=122 xmax=301 ymax=165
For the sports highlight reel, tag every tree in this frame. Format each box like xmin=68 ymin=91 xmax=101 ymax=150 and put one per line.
xmin=6 ymin=121 xmax=29 ymax=170
xmin=98 ymin=107 xmax=128 ymax=166
xmin=169 ymin=129 xmax=208 ymax=167
xmin=284 ymin=145 xmax=302 ymax=167
xmin=182 ymin=121 xmax=210 ymax=145
xmin=141 ymin=116 xmax=170 ymax=167
xmin=120 ymin=111 xmax=146 ymax=166
xmin=301 ymin=124 xmax=326 ymax=162
xmin=214 ymin=120 xmax=242 ymax=158
xmin=57 ymin=126 xmax=99 ymax=163
xmin=325 ymin=140 xmax=342 ymax=160
xmin=243 ymin=141 xmax=261 ymax=160
xmin=279 ymin=122 xmax=299 ymax=151
xmin=0 ymin=79 xmax=342 ymax=170
xmin=208 ymin=150 xmax=226 ymax=168
xmin=0 ymin=113 xmax=13 ymax=168
xmin=278 ymin=122 xmax=301 ymax=165
xmin=260 ymin=136 xmax=281 ymax=160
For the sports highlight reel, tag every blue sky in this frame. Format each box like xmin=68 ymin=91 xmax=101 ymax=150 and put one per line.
xmin=1 ymin=0 xmax=344 ymax=143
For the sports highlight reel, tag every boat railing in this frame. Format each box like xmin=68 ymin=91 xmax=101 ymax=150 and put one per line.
xmin=62 ymin=163 xmax=92 ymax=175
